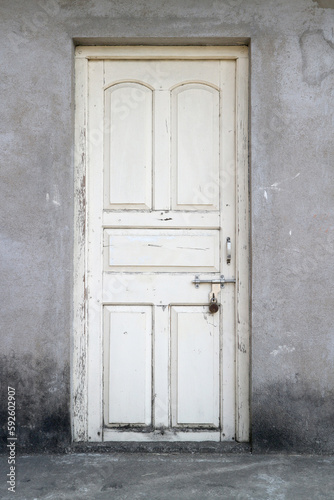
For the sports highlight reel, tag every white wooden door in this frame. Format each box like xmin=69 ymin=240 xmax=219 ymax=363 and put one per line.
xmin=74 ymin=46 xmax=249 ymax=443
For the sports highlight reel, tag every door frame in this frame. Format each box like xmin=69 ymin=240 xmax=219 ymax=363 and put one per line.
xmin=72 ymin=45 xmax=250 ymax=443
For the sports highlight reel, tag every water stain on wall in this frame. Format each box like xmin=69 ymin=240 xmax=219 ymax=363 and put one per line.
xmin=0 ymin=353 xmax=70 ymax=452
xmin=253 ymin=380 xmax=334 ymax=453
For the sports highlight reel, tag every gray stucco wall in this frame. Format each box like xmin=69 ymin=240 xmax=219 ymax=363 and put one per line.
xmin=1 ymin=0 xmax=333 ymax=453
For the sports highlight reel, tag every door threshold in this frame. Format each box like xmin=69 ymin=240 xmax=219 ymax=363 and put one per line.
xmin=72 ymin=441 xmax=251 ymax=454
xmin=103 ymin=429 xmax=223 ymax=442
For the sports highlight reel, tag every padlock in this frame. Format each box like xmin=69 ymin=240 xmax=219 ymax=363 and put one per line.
xmin=209 ymin=294 xmax=219 ymax=314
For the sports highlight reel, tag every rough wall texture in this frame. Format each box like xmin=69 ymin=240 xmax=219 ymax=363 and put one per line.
xmin=0 ymin=0 xmax=333 ymax=453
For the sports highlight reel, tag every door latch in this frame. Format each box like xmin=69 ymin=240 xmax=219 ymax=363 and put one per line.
xmin=192 ymin=275 xmax=236 ymax=289
xmin=192 ymin=275 xmax=236 ymax=314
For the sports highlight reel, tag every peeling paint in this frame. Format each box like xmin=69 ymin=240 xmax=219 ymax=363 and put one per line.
xmin=260 ymin=173 xmax=300 ymax=194
xmin=176 ymin=247 xmax=209 ymax=251
xmin=52 ymin=184 xmax=61 ymax=206
xmin=270 ymin=345 xmax=295 ymax=357
xmin=300 ymin=31 xmax=334 ymax=85
xmin=238 ymin=342 xmax=247 ymax=353
xmin=313 ymin=0 xmax=334 ymax=8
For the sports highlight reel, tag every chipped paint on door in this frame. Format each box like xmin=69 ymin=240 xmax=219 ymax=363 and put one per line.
xmin=73 ymin=46 xmax=249 ymax=443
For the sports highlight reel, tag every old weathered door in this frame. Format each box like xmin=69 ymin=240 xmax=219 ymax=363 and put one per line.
xmin=74 ymin=46 xmax=249 ymax=443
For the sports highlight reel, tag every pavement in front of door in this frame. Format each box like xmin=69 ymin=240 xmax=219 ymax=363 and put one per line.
xmin=1 ymin=452 xmax=334 ymax=499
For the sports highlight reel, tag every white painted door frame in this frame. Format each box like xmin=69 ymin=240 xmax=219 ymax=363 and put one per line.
xmin=72 ymin=46 xmax=249 ymax=443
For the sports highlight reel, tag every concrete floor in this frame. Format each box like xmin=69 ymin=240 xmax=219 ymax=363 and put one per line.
xmin=1 ymin=453 xmax=334 ymax=499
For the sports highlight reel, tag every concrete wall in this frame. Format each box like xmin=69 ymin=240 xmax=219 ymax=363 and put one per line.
xmin=1 ymin=0 xmax=333 ymax=453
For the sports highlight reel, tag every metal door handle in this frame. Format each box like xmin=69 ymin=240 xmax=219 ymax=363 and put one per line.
xmin=226 ymin=237 xmax=232 ymax=264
